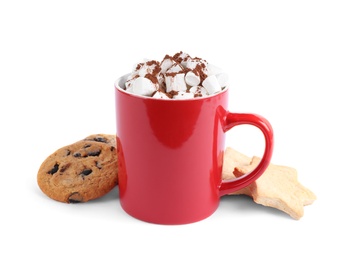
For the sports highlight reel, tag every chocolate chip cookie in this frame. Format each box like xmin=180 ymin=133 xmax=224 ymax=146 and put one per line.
xmin=37 ymin=138 xmax=118 ymax=203
xmin=83 ymin=134 xmax=116 ymax=148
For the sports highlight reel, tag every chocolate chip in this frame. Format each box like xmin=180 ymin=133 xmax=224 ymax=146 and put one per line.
xmin=80 ymin=169 xmax=92 ymax=176
xmin=87 ymin=150 xmax=101 ymax=156
xmin=73 ymin=152 xmax=81 ymax=157
xmin=48 ymin=163 xmax=59 ymax=174
xmin=73 ymin=149 xmax=101 ymax=158
xmin=83 ymin=144 xmax=91 ymax=148
xmin=68 ymin=192 xmax=83 ymax=203
xmin=92 ymin=137 xmax=107 ymax=143
xmin=60 ymin=163 xmax=71 ymax=172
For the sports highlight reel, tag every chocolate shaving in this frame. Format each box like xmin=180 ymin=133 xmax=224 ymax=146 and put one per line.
xmin=145 ymin=73 xmax=159 ymax=84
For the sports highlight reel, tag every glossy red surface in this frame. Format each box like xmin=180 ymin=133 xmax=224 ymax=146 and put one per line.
xmin=115 ymin=76 xmax=273 ymax=224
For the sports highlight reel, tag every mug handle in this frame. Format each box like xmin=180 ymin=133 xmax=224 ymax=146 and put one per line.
xmin=219 ymin=112 xmax=274 ymax=196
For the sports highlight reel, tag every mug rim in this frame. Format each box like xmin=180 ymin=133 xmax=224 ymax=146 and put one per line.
xmin=114 ymin=73 xmax=228 ymax=101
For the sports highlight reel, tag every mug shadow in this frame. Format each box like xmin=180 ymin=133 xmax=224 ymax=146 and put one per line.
xmin=219 ymin=194 xmax=292 ymax=220
xmin=33 ymin=182 xmax=291 ymax=221
xmin=87 ymin=186 xmax=119 ymax=204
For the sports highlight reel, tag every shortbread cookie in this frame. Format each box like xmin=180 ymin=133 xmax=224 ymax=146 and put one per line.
xmin=223 ymin=147 xmax=316 ymax=219
xmin=37 ymin=139 xmax=118 ymax=203
xmin=222 ymin=147 xmax=251 ymax=180
xmin=222 ymin=147 xmax=252 ymax=196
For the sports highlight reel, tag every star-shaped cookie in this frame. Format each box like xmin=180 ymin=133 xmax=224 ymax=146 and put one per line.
xmin=223 ymin=147 xmax=316 ymax=220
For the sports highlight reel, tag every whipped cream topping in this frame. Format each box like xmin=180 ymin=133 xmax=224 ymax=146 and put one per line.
xmin=124 ymin=51 xmax=228 ymax=99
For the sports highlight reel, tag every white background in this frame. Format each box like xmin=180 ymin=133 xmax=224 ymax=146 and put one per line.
xmin=1 ymin=0 xmax=356 ymax=259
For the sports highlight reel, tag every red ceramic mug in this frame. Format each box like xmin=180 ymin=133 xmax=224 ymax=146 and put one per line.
xmin=115 ymin=74 xmax=273 ymax=224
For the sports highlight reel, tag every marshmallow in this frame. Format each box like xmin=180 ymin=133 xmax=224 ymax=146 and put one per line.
xmin=175 ymin=52 xmax=191 ymax=65
xmin=216 ymin=73 xmax=229 ymax=88
xmin=185 ymin=71 xmax=200 ymax=86
xmin=189 ymin=86 xmax=209 ymax=97
xmin=157 ymin=73 xmax=165 ymax=86
xmin=136 ymin=64 xmax=151 ymax=77
xmin=185 ymin=59 xmax=207 ymax=71
xmin=160 ymin=58 xmax=173 ymax=73
xmin=206 ymin=63 xmax=223 ymax=76
xmin=132 ymin=76 xmax=157 ymax=96
xmin=178 ymin=52 xmax=190 ymax=60
xmin=202 ymin=75 xmax=221 ymax=95
xmin=166 ymin=63 xmax=184 ymax=73
xmin=132 ymin=61 xmax=160 ymax=79
xmin=183 ymin=59 xmax=198 ymax=69
xmin=152 ymin=91 xmax=170 ymax=99
xmin=125 ymin=74 xmax=140 ymax=90
xmin=165 ymin=73 xmax=187 ymax=92
xmin=123 ymin=52 xmax=228 ymax=99
xmin=125 ymin=78 xmax=134 ymax=90
xmin=173 ymin=91 xmax=194 ymax=99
